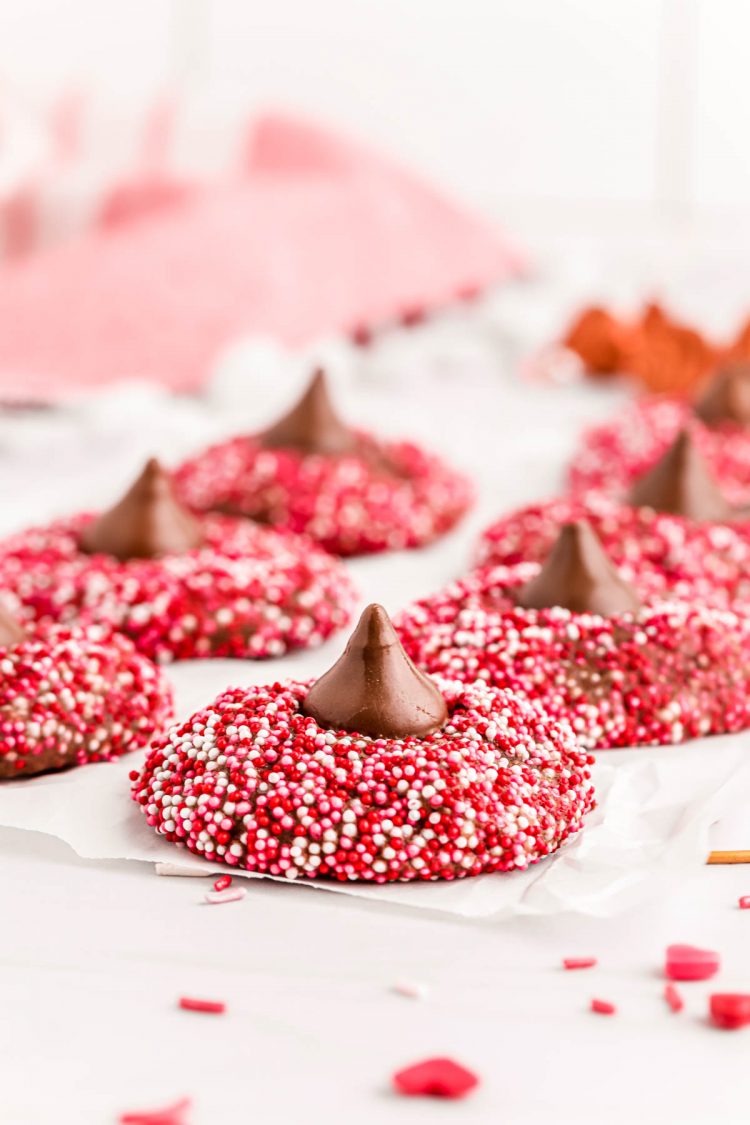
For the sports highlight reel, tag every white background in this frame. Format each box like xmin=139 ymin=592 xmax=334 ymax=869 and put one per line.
xmin=2 ymin=0 xmax=750 ymax=219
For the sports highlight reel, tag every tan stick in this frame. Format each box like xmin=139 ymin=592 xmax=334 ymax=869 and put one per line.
xmin=707 ymin=850 xmax=750 ymax=865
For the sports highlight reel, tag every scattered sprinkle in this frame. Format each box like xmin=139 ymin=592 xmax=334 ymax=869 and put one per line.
xmin=664 ymin=984 xmax=684 ymax=1013
xmin=563 ymin=957 xmax=597 ymax=971
xmin=178 ymin=997 xmax=226 ymax=1015
xmin=739 ymin=896 xmax=750 ymax=910
xmin=203 ymin=888 xmax=246 ymax=905
xmin=393 ymin=1057 xmax=479 ymax=1099
xmin=391 ymin=980 xmax=429 ymax=999
xmin=213 ymin=875 xmax=233 ymax=892
xmin=118 ymin=1095 xmax=191 ymax=1124
xmin=591 ymin=999 xmax=616 ymax=1016
xmin=709 ymin=993 xmax=750 ymax=1030
xmin=666 ymin=944 xmax=720 ymax=982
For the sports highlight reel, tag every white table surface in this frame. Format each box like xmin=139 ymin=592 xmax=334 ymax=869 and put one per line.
xmin=2 ymin=290 xmax=750 ymax=1125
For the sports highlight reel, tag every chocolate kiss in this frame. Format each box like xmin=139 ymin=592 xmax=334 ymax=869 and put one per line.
xmin=0 ymin=601 xmax=26 ymax=647
xmin=258 ymin=369 xmax=359 ymax=456
xmin=628 ymin=429 xmax=731 ymax=522
xmin=516 ymin=520 xmax=641 ymax=616
xmin=302 ymin=603 xmax=448 ymax=739
xmin=694 ymin=363 xmax=750 ymax=428
xmin=80 ymin=458 xmax=205 ymax=561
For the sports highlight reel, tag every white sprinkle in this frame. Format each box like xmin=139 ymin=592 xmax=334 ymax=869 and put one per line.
xmin=204 ymin=887 xmax=247 ymax=905
xmin=155 ymin=863 xmax=208 ymax=878
xmin=391 ymin=979 xmax=429 ymax=1000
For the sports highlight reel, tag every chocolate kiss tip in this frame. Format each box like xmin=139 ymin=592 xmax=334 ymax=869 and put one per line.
xmin=302 ymin=603 xmax=448 ymax=740
xmin=0 ymin=601 xmax=26 ymax=647
xmin=258 ymin=368 xmax=359 ymax=456
xmin=628 ymin=428 xmax=731 ymax=522
xmin=694 ymin=363 xmax=750 ymax=428
xmin=80 ymin=458 xmax=205 ymax=561
xmin=517 ymin=520 xmax=641 ymax=616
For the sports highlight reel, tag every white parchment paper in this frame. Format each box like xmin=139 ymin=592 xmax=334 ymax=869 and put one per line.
xmin=1 ymin=660 xmax=748 ymax=919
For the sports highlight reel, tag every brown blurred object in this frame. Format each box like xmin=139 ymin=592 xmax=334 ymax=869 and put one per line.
xmin=562 ymin=301 xmax=719 ymax=394
xmin=562 ymin=306 xmax=634 ymax=376
xmin=724 ymin=317 xmax=750 ymax=364
xmin=694 ymin=361 xmax=750 ymax=427
xmin=626 ymin=303 xmax=718 ymax=395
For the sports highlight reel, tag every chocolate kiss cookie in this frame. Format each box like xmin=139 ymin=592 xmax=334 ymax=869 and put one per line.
xmin=478 ymin=494 xmax=750 ymax=606
xmin=398 ymin=525 xmax=750 ymax=750
xmin=0 ymin=460 xmax=356 ymax=663
xmin=174 ymin=369 xmax=474 ymax=556
xmin=568 ymin=365 xmax=750 ymax=506
xmin=131 ymin=604 xmax=593 ymax=881
xmin=0 ymin=600 xmax=173 ymax=779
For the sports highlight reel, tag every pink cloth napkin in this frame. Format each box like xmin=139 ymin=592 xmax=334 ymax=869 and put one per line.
xmin=0 ymin=113 xmax=525 ymax=399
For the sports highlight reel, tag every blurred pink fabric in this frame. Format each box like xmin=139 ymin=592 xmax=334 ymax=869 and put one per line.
xmin=0 ymin=112 xmax=525 ymax=399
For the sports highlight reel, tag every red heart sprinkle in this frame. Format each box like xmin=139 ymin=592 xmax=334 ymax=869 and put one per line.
xmin=591 ymin=998 xmax=616 ymax=1015
xmin=710 ymin=994 xmax=750 ymax=1030
xmin=664 ymin=984 xmax=684 ymax=1013
xmin=738 ymin=896 xmax=750 ymax=910
xmin=178 ymin=996 xmax=226 ymax=1015
xmin=665 ymin=944 xmax=720 ymax=981
xmin=392 ymin=1057 xmax=479 ymax=1099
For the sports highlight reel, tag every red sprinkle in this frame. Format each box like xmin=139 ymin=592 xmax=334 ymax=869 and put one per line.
xmin=710 ymin=993 xmax=750 ymax=1030
xmin=739 ymin=896 xmax=750 ymax=910
xmin=591 ymin=999 xmax=616 ymax=1016
xmin=213 ymin=875 xmax=232 ymax=892
xmin=664 ymin=984 xmax=684 ymax=1013
xmin=563 ymin=957 xmax=597 ymax=970
xmin=393 ymin=1058 xmax=479 ymax=1099
xmin=178 ymin=997 xmax=226 ymax=1015
xmin=665 ymin=944 xmax=720 ymax=982
xmin=118 ymin=1096 xmax=191 ymax=1124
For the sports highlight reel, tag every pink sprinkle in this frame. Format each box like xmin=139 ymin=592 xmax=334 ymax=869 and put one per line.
xmin=591 ymin=999 xmax=616 ymax=1016
xmin=739 ymin=896 xmax=750 ymax=910
xmin=393 ymin=1057 xmax=479 ymax=1098
xmin=203 ymin=887 xmax=246 ymax=905
xmin=665 ymin=943 xmax=720 ymax=982
xmin=179 ymin=997 xmax=226 ymax=1015
xmin=563 ymin=957 xmax=597 ymax=970
xmin=664 ymin=984 xmax=684 ymax=1013
xmin=213 ymin=874 xmax=232 ymax=892
xmin=118 ymin=1096 xmax=191 ymax=1125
